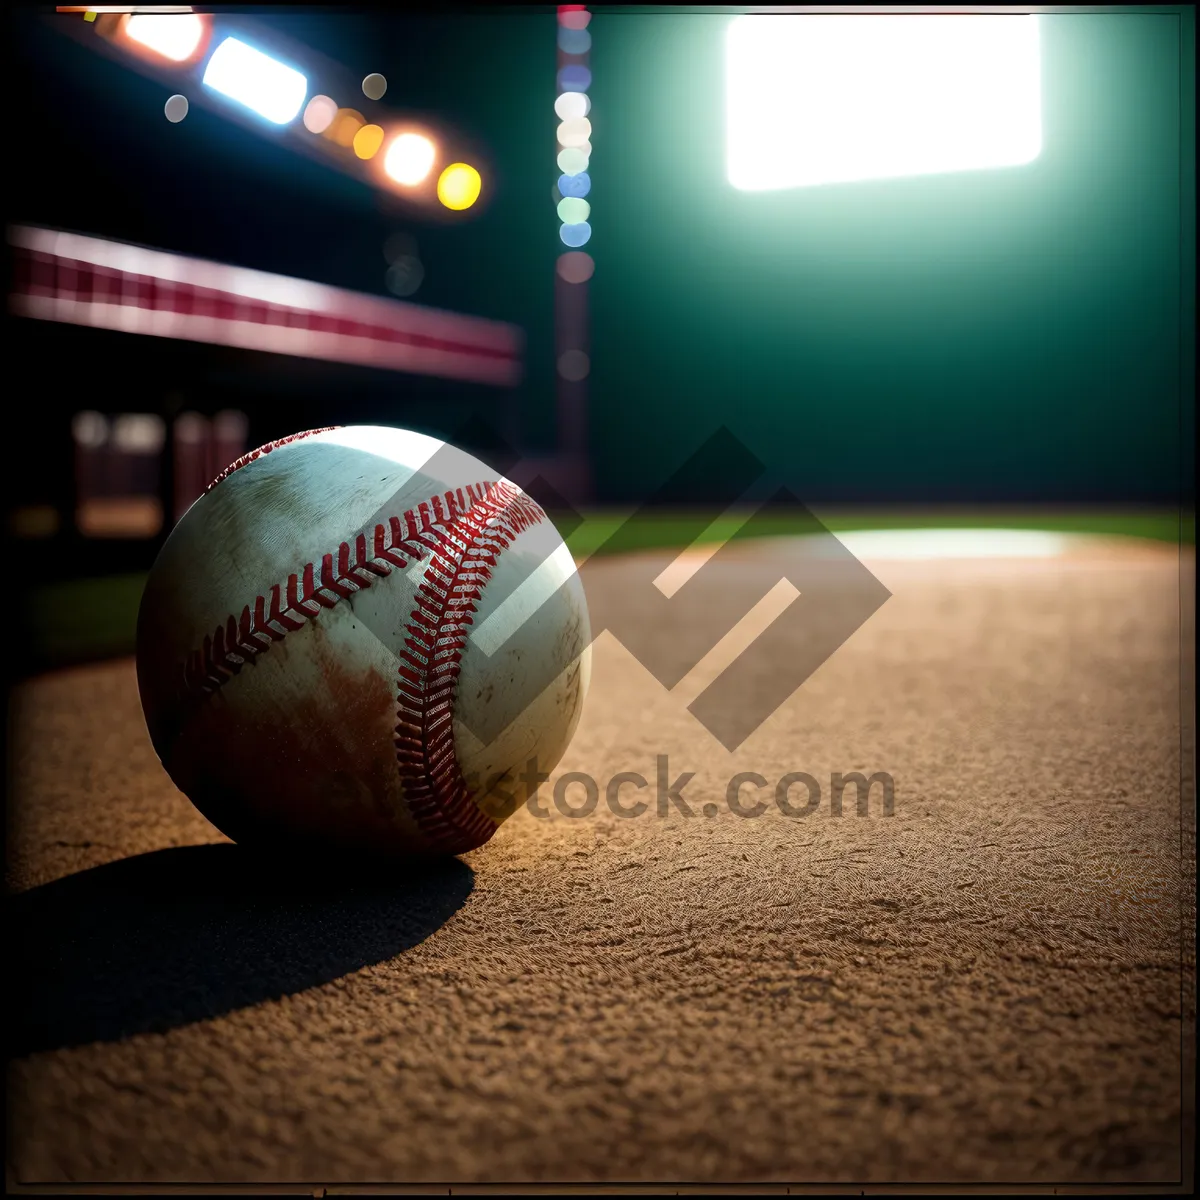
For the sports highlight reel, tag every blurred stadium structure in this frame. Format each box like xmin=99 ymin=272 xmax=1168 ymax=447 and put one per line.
xmin=7 ymin=7 xmax=601 ymax=575
xmin=9 ymin=225 xmax=523 ymax=387
xmin=68 ymin=409 xmax=247 ymax=540
xmin=6 ymin=221 xmax=527 ymax=553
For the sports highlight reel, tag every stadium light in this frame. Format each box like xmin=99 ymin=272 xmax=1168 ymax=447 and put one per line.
xmin=437 ymin=163 xmax=482 ymax=211
xmin=202 ymin=36 xmax=308 ymax=126
xmin=558 ymin=171 xmax=590 ymax=199
xmin=326 ymin=108 xmax=365 ymax=148
xmin=557 ymin=147 xmax=587 ymax=176
xmin=302 ymin=94 xmax=337 ymax=134
xmin=554 ymin=91 xmax=590 ymax=120
xmin=556 ymin=117 xmax=591 ymax=149
xmin=353 ymin=123 xmax=385 ymax=160
xmin=384 ymin=132 xmax=436 ymax=186
xmin=51 ymin=10 xmax=487 ymax=217
xmin=556 ymin=7 xmax=594 ymax=253
xmin=556 ymin=197 xmax=589 ymax=224
xmin=726 ymin=14 xmax=1042 ymax=191
xmin=125 ymin=13 xmax=205 ymax=62
xmin=559 ymin=222 xmax=591 ymax=248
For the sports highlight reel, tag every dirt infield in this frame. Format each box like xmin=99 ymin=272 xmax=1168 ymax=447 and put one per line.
xmin=6 ymin=535 xmax=1195 ymax=1186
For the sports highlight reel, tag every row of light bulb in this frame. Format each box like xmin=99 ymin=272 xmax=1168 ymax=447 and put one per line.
xmin=555 ymin=7 xmax=592 ymax=248
xmin=79 ymin=9 xmax=482 ymax=210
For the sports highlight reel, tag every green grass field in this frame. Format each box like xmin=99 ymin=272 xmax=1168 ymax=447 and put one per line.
xmin=15 ymin=508 xmax=1193 ymax=674
xmin=556 ymin=506 xmax=1193 ymax=561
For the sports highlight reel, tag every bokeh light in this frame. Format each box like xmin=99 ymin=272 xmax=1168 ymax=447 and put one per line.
xmin=556 ymin=349 xmax=590 ymax=381
xmin=554 ymin=91 xmax=590 ymax=120
xmin=9 ymin=506 xmax=60 ymax=539
xmin=362 ymin=72 xmax=387 ymax=101
xmin=557 ymin=27 xmax=591 ymax=55
xmin=175 ymin=411 xmax=208 ymax=447
xmin=164 ymin=94 xmax=189 ymax=123
xmin=556 ymin=251 xmax=594 ymax=283
xmin=555 ymin=9 xmax=593 ymax=382
xmin=557 ymin=65 xmax=591 ymax=93
xmin=437 ymin=163 xmax=482 ymax=210
xmin=302 ymin=94 xmax=337 ymax=134
xmin=112 ymin=412 xmax=166 ymax=453
xmin=126 ymin=13 xmax=205 ymax=62
xmin=559 ymin=222 xmax=591 ymax=248
xmin=353 ymin=123 xmax=385 ymax=159
xmin=556 ymin=197 xmax=590 ymax=224
xmin=385 ymin=256 xmax=424 ymax=297
xmin=327 ymin=108 xmax=364 ymax=147
xmin=558 ymin=171 xmax=590 ymax=198
xmin=213 ymin=409 xmax=249 ymax=446
xmin=72 ymin=411 xmax=109 ymax=448
xmin=557 ymin=147 xmax=588 ymax=175
xmin=384 ymin=132 xmax=436 ymax=185
xmin=556 ymin=117 xmax=591 ymax=148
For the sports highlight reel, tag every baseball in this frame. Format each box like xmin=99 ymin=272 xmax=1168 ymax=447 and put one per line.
xmin=136 ymin=425 xmax=591 ymax=858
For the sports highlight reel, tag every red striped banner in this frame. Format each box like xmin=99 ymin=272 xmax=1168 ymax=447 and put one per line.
xmin=7 ymin=225 xmax=523 ymax=387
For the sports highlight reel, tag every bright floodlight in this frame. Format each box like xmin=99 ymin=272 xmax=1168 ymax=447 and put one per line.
xmin=384 ymin=133 xmax=436 ymax=185
xmin=126 ymin=13 xmax=204 ymax=62
xmin=726 ymin=14 xmax=1042 ymax=190
xmin=202 ymin=37 xmax=308 ymax=126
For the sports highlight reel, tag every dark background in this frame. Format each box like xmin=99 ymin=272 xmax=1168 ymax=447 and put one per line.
xmin=3 ymin=6 xmax=1195 ymax=508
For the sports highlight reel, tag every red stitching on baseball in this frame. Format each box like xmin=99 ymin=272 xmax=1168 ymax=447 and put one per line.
xmin=393 ymin=480 xmax=545 ymax=853
xmin=205 ymin=426 xmax=342 ymax=492
xmin=173 ymin=475 xmax=548 ymax=854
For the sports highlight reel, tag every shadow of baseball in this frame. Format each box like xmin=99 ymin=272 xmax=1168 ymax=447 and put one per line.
xmin=8 ymin=842 xmax=474 ymax=1058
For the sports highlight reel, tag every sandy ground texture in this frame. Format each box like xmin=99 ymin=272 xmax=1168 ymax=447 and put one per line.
xmin=6 ymin=533 xmax=1195 ymax=1187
